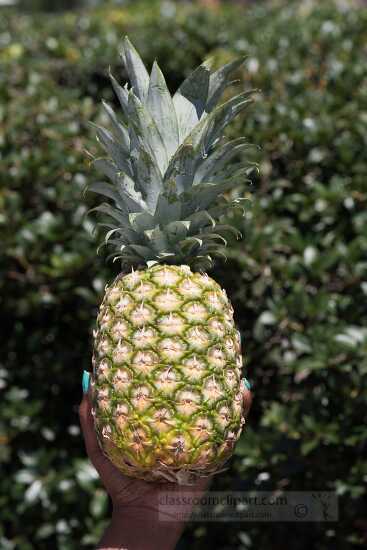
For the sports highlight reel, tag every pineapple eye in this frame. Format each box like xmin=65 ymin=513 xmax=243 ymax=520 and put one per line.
xmin=132 ymin=351 xmax=158 ymax=374
xmin=132 ymin=282 xmax=155 ymax=300
xmin=154 ymin=290 xmax=182 ymax=312
xmin=110 ymin=324 xmax=129 ymax=343
xmin=97 ymin=338 xmax=111 ymax=356
xmin=181 ymin=356 xmax=206 ymax=382
xmin=97 ymin=359 xmax=110 ymax=379
xmin=176 ymin=390 xmax=200 ymax=416
xmin=182 ymin=302 xmax=208 ymax=323
xmin=123 ymin=270 xmax=144 ymax=289
xmin=157 ymin=313 xmax=185 ymax=335
xmin=207 ymin=346 xmax=226 ymax=368
xmin=112 ymin=342 xmax=132 ymax=364
xmin=114 ymin=294 xmax=133 ymax=311
xmin=178 ymin=279 xmax=202 ymax=298
xmin=186 ymin=327 xmax=210 ymax=349
xmin=205 ymin=291 xmax=223 ymax=312
xmin=132 ymin=327 xmax=157 ymax=348
xmin=152 ymin=267 xmax=180 ymax=287
xmin=131 ymin=386 xmax=151 ymax=411
xmin=107 ymin=287 xmax=121 ymax=304
xmin=207 ymin=317 xmax=226 ymax=337
xmin=130 ymin=304 xmax=155 ymax=325
xmin=203 ymin=377 xmax=222 ymax=402
xmin=115 ymin=403 xmax=129 ymax=416
xmin=158 ymin=338 xmax=186 ymax=361
xmin=224 ymin=370 xmax=238 ymax=389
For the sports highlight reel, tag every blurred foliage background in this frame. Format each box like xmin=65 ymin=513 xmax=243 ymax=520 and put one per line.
xmin=1 ymin=0 xmax=367 ymax=548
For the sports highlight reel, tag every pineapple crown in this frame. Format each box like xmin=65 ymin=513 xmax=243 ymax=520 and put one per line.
xmin=86 ymin=37 xmax=257 ymax=272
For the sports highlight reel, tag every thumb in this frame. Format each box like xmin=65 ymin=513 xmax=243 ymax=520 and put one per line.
xmin=78 ymin=373 xmax=132 ymax=498
xmin=241 ymin=378 xmax=253 ymax=417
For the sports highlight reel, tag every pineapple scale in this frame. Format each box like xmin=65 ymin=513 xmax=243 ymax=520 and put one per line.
xmin=92 ymin=264 xmax=245 ymax=484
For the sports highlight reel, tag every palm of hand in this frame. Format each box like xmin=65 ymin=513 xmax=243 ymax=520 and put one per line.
xmin=79 ymin=396 xmax=211 ymax=521
xmin=79 ymin=385 xmax=252 ymax=520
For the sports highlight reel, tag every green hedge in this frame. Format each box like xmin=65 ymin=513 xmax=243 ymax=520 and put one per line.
xmin=1 ymin=1 xmax=367 ymax=548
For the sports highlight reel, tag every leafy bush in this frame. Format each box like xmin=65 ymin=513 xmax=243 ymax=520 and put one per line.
xmin=1 ymin=0 xmax=366 ymax=548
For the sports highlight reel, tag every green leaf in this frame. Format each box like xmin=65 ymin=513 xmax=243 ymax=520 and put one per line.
xmin=194 ymin=138 xmax=253 ymax=184
xmin=128 ymin=91 xmax=169 ymax=174
xmin=86 ymin=181 xmax=129 ymax=215
xmin=190 ymin=232 xmax=228 ymax=246
xmin=101 ymin=100 xmax=130 ymax=151
xmin=163 ymin=142 xmax=197 ymax=194
xmin=190 ymin=92 xmax=254 ymax=153
xmin=130 ymin=147 xmax=163 ymax=212
xmin=109 ymin=71 xmax=129 ymax=117
xmin=184 ymin=180 xmax=237 ymax=212
xmin=173 ymin=61 xmax=211 ymax=142
xmin=154 ymin=194 xmax=182 ymax=225
xmin=93 ymin=159 xmax=146 ymax=212
xmin=146 ymin=61 xmax=179 ymax=158
xmin=128 ymin=212 xmax=155 ymax=232
xmin=121 ymin=36 xmax=150 ymax=101
xmin=92 ymin=158 xmax=121 ymax=184
xmin=186 ymin=210 xmax=215 ymax=233
xmin=92 ymin=124 xmax=133 ymax=178
xmin=88 ymin=203 xmax=129 ymax=226
xmin=127 ymin=244 xmax=155 ymax=260
xmin=163 ymin=220 xmax=191 ymax=243
xmin=206 ymin=56 xmax=247 ymax=112
xmin=117 ymin=173 xmax=147 ymax=213
xmin=143 ymin=226 xmax=169 ymax=252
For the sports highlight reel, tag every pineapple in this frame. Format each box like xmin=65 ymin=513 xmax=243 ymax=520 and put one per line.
xmin=87 ymin=37 xmax=255 ymax=485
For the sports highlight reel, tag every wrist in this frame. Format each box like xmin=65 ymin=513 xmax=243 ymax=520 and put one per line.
xmin=98 ymin=507 xmax=184 ymax=550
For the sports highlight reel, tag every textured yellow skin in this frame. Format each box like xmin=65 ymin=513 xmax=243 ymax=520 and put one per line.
xmin=92 ymin=264 xmax=245 ymax=484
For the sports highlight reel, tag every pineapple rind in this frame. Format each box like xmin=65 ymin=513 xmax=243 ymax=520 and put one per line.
xmin=92 ymin=264 xmax=244 ymax=484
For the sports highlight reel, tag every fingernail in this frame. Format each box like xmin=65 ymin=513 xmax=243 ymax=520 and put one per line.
xmin=242 ymin=377 xmax=252 ymax=391
xmin=82 ymin=370 xmax=91 ymax=394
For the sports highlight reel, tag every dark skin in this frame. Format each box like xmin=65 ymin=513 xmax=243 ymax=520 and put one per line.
xmin=79 ymin=383 xmax=252 ymax=550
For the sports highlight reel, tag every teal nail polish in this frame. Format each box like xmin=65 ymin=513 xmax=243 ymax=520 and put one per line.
xmin=242 ymin=377 xmax=252 ymax=391
xmin=82 ymin=370 xmax=90 ymax=394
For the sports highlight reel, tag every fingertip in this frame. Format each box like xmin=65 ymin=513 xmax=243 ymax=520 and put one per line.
xmin=241 ymin=381 xmax=253 ymax=416
xmin=241 ymin=377 xmax=252 ymax=391
xmin=82 ymin=370 xmax=91 ymax=395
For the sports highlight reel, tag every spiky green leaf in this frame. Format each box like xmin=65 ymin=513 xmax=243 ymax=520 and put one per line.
xmin=127 ymin=244 xmax=156 ymax=260
xmin=194 ymin=138 xmax=252 ymax=184
xmin=128 ymin=91 xmax=169 ymax=173
xmin=93 ymin=124 xmax=133 ymax=177
xmin=121 ymin=36 xmax=149 ymax=101
xmin=144 ymin=227 xmax=169 ymax=253
xmin=163 ymin=220 xmax=191 ymax=243
xmin=146 ymin=61 xmax=179 ymax=158
xmin=89 ymin=203 xmax=129 ymax=226
xmin=87 ymin=181 xmax=129 ymax=214
xmin=187 ymin=92 xmax=254 ymax=153
xmin=154 ymin=194 xmax=182 ymax=225
xmin=109 ymin=71 xmax=129 ymax=117
xmin=164 ymin=142 xmax=197 ymax=194
xmin=206 ymin=57 xmax=246 ymax=112
xmin=130 ymin=147 xmax=163 ymax=212
xmin=173 ymin=61 xmax=211 ymax=142
xmin=101 ymin=100 xmax=130 ymax=151
xmin=128 ymin=212 xmax=156 ymax=233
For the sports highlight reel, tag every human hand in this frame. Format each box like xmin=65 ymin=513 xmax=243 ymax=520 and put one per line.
xmin=79 ymin=374 xmax=252 ymax=550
